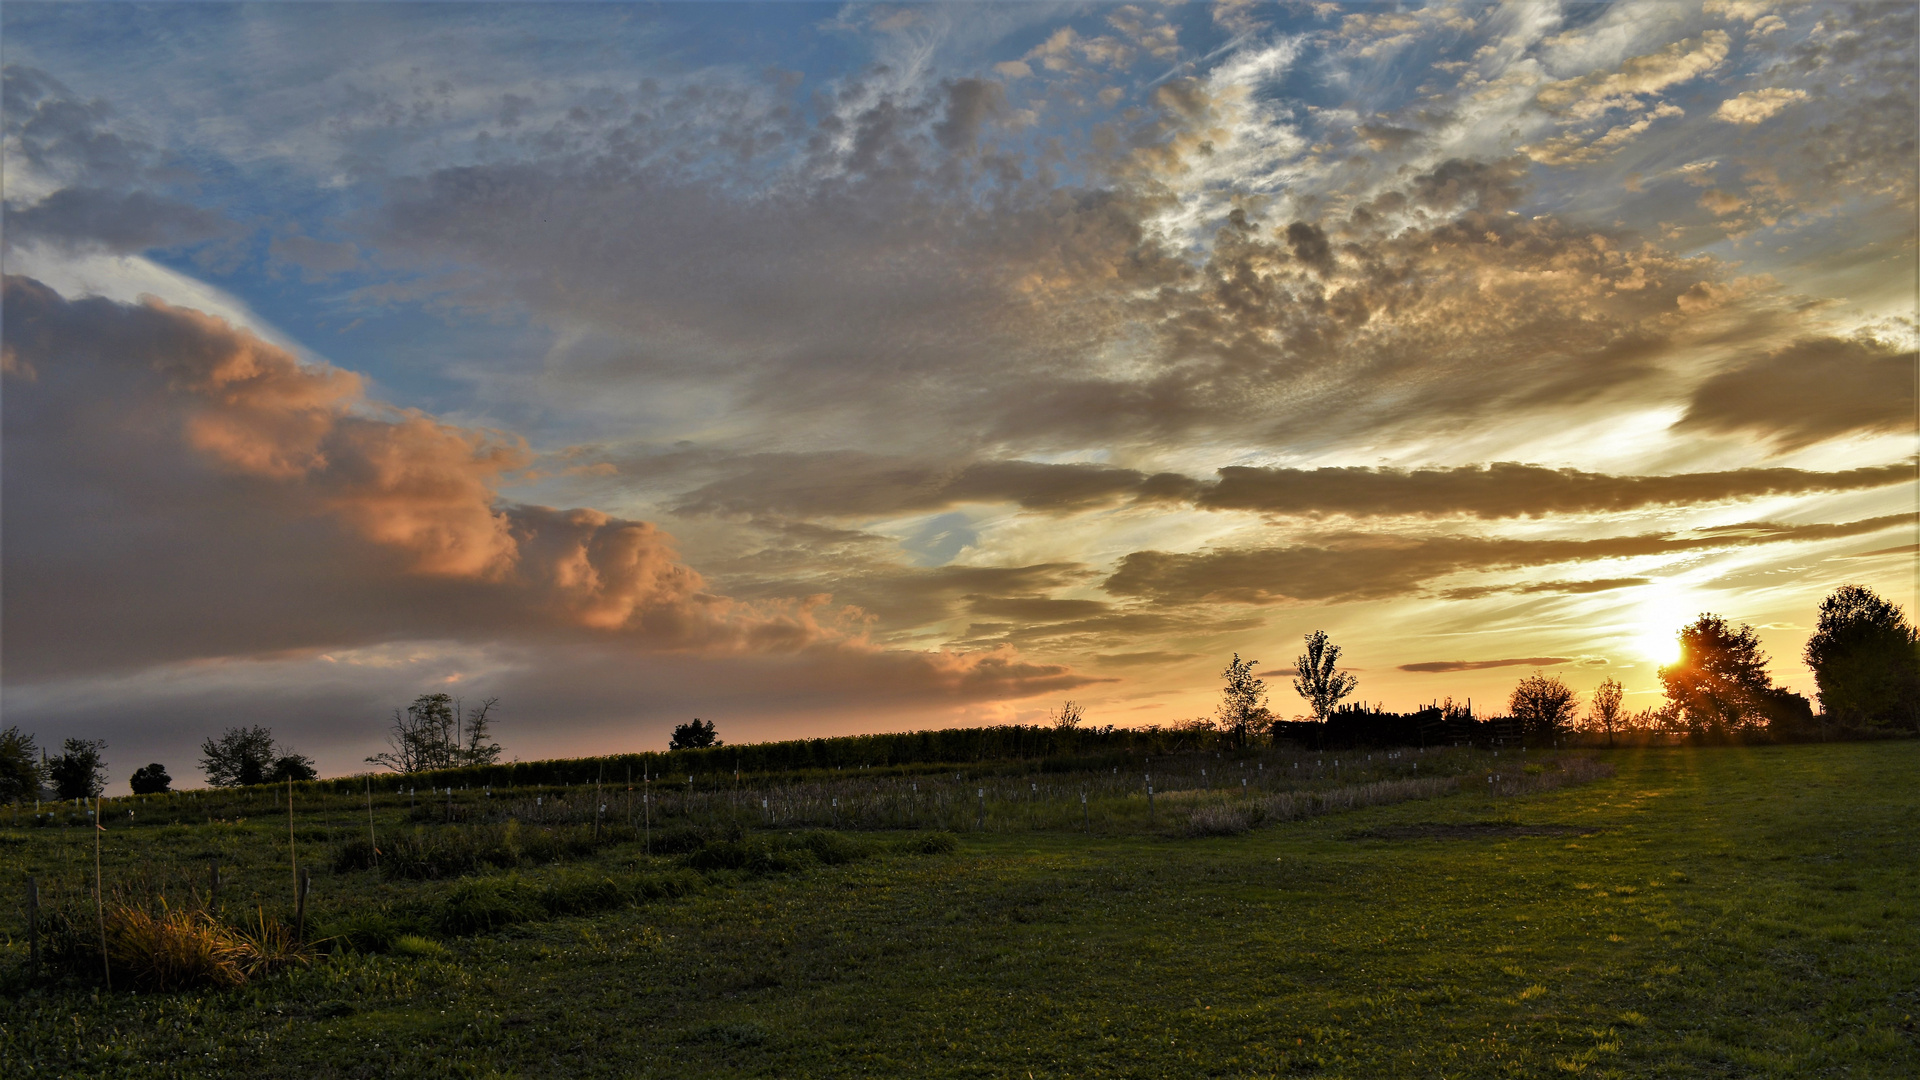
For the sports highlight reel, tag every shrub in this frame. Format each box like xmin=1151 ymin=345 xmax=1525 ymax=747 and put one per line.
xmin=332 ymin=837 xmax=379 ymax=873
xmin=795 ymin=830 xmax=874 ymax=865
xmin=896 ymin=831 xmax=960 ymax=855
xmin=435 ymin=879 xmax=543 ymax=936
xmin=318 ymin=911 xmax=415 ymax=954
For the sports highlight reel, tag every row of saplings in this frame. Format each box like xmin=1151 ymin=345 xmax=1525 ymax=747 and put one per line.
xmin=26 ymin=822 xmax=957 ymax=993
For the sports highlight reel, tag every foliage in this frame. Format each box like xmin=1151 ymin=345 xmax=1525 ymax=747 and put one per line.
xmin=1585 ymin=678 xmax=1626 ymax=746
xmin=201 ymin=726 xmax=309 ymax=787
xmin=669 ymin=718 xmax=721 ymax=750
xmin=0 ymin=725 xmax=46 ymax=802
xmin=128 ymin=763 xmax=172 ymax=795
xmin=1658 ymin=614 xmax=1780 ymax=739
xmin=1213 ymin=654 xmax=1271 ymax=747
xmin=1508 ymin=672 xmax=1579 ymax=741
xmin=49 ymin=737 xmax=108 ymax=799
xmin=1292 ymin=631 xmax=1358 ymax=722
xmin=1804 ymin=584 xmax=1920 ymax=732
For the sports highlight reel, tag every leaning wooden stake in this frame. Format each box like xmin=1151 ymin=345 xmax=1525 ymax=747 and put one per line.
xmin=365 ymin=776 xmax=379 ymax=870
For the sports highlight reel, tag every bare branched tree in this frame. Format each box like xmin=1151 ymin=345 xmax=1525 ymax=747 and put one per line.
xmin=1588 ymin=677 xmax=1626 ymax=747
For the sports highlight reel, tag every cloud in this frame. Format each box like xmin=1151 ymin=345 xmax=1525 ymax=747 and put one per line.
xmin=1399 ymin=657 xmax=1575 ymax=673
xmin=1535 ymin=31 xmax=1730 ymax=122
xmin=1102 ymin=515 xmax=1909 ymax=606
xmin=1673 ymin=335 xmax=1917 ymax=449
xmin=1714 ymin=87 xmax=1807 ymax=124
xmin=1191 ymin=462 xmax=1910 ymax=518
xmin=0 ymin=276 xmax=1088 ymax=704
xmin=669 ymin=450 xmax=1909 ymax=523
xmin=5 ymin=187 xmax=234 ymax=253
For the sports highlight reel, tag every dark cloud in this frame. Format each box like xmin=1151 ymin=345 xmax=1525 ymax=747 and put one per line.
xmin=1102 ymin=515 xmax=1909 ymax=606
xmin=1399 ymin=657 xmax=1575 ymax=673
xmin=670 ymin=452 xmax=1158 ymax=517
xmin=1673 ymin=335 xmax=1915 ymax=450
xmin=670 ymin=450 xmax=1907 ymax=522
xmin=1194 ymin=462 xmax=1910 ymax=518
xmin=932 ymin=78 xmax=1007 ymax=152
xmin=6 ymin=187 xmax=234 ymax=253
xmin=1440 ymin=577 xmax=1650 ymax=601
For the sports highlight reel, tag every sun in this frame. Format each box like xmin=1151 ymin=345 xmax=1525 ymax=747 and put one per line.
xmin=1635 ymin=600 xmax=1691 ymax=666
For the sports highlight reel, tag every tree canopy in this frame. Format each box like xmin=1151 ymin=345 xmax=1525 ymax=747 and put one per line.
xmin=0 ymin=726 xmax=46 ymax=803
xmin=1292 ymin=631 xmax=1358 ymax=722
xmin=1508 ymin=672 xmax=1579 ymax=742
xmin=1215 ymin=654 xmax=1271 ymax=747
xmin=129 ymin=763 xmax=172 ymax=795
xmin=1658 ymin=614 xmax=1780 ymax=739
xmin=201 ymin=726 xmax=314 ymax=787
xmin=49 ymin=738 xmax=108 ymax=800
xmin=669 ymin=718 xmax=721 ymax=750
xmin=1804 ymin=584 xmax=1920 ymax=733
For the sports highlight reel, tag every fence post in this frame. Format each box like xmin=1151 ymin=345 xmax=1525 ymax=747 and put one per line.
xmin=1081 ymin=790 xmax=1089 ymax=833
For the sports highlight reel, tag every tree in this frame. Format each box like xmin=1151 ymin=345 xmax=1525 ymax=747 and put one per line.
xmin=461 ymin=697 xmax=504 ymax=766
xmin=1658 ymin=614 xmax=1778 ymax=739
xmin=669 ymin=718 xmax=720 ymax=750
xmin=1215 ymin=654 xmax=1271 ymax=747
xmin=367 ymin=694 xmax=457 ymax=774
xmin=49 ymin=738 xmax=108 ymax=800
xmin=128 ymin=763 xmax=172 ymax=795
xmin=1588 ymin=677 xmax=1626 ymax=747
xmin=202 ymin=726 xmax=310 ymax=787
xmin=1292 ymin=631 xmax=1358 ymax=722
xmin=269 ymin=754 xmax=318 ymax=782
xmin=1050 ymin=701 xmax=1085 ymax=730
xmin=1804 ymin=584 xmax=1920 ymax=733
xmin=1509 ymin=672 xmax=1579 ymax=742
xmin=0 ymin=726 xmax=46 ymax=803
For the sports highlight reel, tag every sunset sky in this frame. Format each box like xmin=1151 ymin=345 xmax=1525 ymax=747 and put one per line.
xmin=4 ymin=1 xmax=1914 ymax=785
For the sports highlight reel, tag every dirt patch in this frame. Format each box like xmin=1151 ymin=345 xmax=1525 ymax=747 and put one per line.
xmin=1348 ymin=822 xmax=1599 ymax=841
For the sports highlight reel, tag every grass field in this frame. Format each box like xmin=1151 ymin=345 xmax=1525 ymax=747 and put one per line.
xmin=2 ymin=741 xmax=1916 ymax=1078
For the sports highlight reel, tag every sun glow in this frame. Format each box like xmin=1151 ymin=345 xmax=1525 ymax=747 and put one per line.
xmin=1635 ymin=597 xmax=1693 ymax=666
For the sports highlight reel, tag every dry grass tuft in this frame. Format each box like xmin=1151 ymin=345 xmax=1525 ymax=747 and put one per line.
xmin=103 ymin=903 xmax=246 ymax=991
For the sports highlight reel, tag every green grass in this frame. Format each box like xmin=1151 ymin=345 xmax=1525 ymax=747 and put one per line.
xmin=2 ymin=742 xmax=1915 ymax=1077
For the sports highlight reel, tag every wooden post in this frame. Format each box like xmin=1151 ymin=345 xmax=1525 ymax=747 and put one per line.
xmin=1081 ymin=790 xmax=1089 ymax=833
xmin=295 ymin=866 xmax=310 ymax=940
xmin=975 ymin=788 xmax=984 ymax=832
xmin=287 ymin=777 xmax=299 ymax=914
xmin=27 ymin=875 xmax=39 ymax=974
xmin=366 ymin=776 xmax=379 ymax=870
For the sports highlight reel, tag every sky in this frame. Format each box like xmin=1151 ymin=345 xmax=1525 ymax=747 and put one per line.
xmin=2 ymin=1 xmax=1915 ymax=787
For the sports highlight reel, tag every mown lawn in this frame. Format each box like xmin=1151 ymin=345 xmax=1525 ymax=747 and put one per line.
xmin=3 ymin=741 xmax=1916 ymax=1078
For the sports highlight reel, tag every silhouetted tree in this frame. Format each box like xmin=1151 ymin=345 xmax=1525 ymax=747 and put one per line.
xmin=669 ymin=718 xmax=721 ymax=750
xmin=1050 ymin=701 xmax=1085 ymax=730
xmin=1658 ymin=614 xmax=1777 ymax=739
xmin=461 ymin=697 xmax=504 ymax=765
xmin=1215 ymin=654 xmax=1271 ymax=747
xmin=1588 ymin=677 xmax=1626 ymax=747
xmin=202 ymin=726 xmax=310 ymax=786
xmin=1509 ymin=672 xmax=1579 ymax=741
xmin=49 ymin=738 xmax=108 ymax=800
xmin=0 ymin=726 xmax=46 ymax=802
xmin=128 ymin=763 xmax=172 ymax=795
xmin=368 ymin=694 xmax=457 ymax=773
xmin=1292 ymin=631 xmax=1358 ymax=722
xmin=1804 ymin=584 xmax=1920 ymax=733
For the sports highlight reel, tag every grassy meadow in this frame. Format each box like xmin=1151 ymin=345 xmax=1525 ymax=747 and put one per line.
xmin=1 ymin=741 xmax=1915 ymax=1078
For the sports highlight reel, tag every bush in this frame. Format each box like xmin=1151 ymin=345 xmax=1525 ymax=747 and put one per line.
xmin=895 ymin=831 xmax=959 ymax=855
